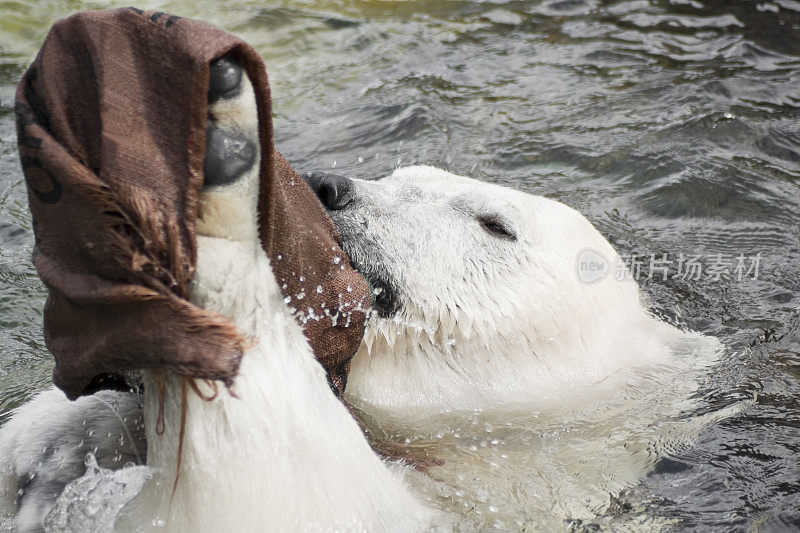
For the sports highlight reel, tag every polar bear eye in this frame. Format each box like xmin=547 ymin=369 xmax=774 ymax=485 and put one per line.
xmin=478 ymin=215 xmax=517 ymax=241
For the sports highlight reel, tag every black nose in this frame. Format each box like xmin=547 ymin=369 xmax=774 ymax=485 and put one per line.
xmin=302 ymin=172 xmax=355 ymax=210
xmin=203 ymin=124 xmax=256 ymax=187
xmin=208 ymin=54 xmax=242 ymax=102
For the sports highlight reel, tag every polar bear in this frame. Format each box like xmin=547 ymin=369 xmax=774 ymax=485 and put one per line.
xmin=2 ymin=159 xmax=720 ymax=530
xmin=1 ymin=54 xmax=437 ymax=532
xmin=303 ymin=167 xmax=721 ymax=527
xmin=302 ymin=166 xmax=699 ymax=421
xmin=2 ymin=161 xmax=721 ymax=530
xmin=2 ymin=56 xmax=719 ymax=532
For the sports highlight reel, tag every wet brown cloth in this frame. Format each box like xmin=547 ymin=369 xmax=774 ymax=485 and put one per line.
xmin=15 ymin=8 xmax=371 ymax=400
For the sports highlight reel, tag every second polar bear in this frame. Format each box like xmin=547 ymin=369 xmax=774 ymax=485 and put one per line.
xmin=306 ymin=166 xmax=706 ymax=423
xmin=305 ymin=166 xmax=720 ymax=526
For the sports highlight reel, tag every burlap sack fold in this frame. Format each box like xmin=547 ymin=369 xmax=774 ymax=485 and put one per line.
xmin=15 ymin=8 xmax=371 ymax=400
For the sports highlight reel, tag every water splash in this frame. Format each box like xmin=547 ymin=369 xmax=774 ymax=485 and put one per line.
xmin=44 ymin=454 xmax=150 ymax=532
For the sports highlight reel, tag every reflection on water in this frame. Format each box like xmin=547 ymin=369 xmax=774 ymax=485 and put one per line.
xmin=1 ymin=1 xmax=799 ymax=530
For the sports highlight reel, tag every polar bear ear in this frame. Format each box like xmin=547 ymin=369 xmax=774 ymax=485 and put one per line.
xmin=477 ymin=214 xmax=518 ymax=242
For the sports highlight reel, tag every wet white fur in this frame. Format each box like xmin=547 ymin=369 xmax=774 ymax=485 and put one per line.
xmin=0 ymin=163 xmax=706 ymax=530
xmin=338 ymin=167 xmax=693 ymax=425
xmin=332 ymin=168 xmax=723 ymax=525
xmin=0 ymin=79 xmax=711 ymax=533
xmin=0 ymin=71 xmax=435 ymax=532
xmin=121 ymin=70 xmax=436 ymax=532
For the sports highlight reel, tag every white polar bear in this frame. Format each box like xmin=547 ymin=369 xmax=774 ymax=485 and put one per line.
xmin=2 ymin=161 xmax=722 ymax=530
xmin=0 ymin=57 xmax=437 ymax=533
xmin=2 ymin=159 xmax=722 ymax=530
xmin=304 ymin=166 xmax=722 ymax=527
xmin=312 ymin=166 xmax=701 ymax=421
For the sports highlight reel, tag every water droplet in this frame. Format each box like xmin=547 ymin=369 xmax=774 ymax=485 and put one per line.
xmin=299 ymin=276 xmax=305 ymax=282
xmin=358 ymin=156 xmax=364 ymax=163
xmin=283 ymin=296 xmax=292 ymax=304
xmin=316 ymin=285 xmax=323 ymax=293
xmin=297 ymin=292 xmax=305 ymax=300
xmin=346 ymin=285 xmax=353 ymax=293
xmin=333 ymin=256 xmax=341 ymax=265
xmin=276 ymin=254 xmax=283 ymax=261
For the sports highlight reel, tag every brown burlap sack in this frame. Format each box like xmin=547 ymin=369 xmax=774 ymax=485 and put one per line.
xmin=14 ymin=8 xmax=371 ymax=400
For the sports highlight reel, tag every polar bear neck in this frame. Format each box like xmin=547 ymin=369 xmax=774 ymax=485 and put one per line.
xmin=138 ymin=235 xmax=432 ymax=531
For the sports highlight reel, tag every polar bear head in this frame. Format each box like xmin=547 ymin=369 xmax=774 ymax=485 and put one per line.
xmin=307 ymin=166 xmax=693 ymax=423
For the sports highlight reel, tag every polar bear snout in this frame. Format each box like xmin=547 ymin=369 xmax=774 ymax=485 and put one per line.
xmin=207 ymin=54 xmax=243 ymax=103
xmin=203 ymin=124 xmax=256 ymax=187
xmin=303 ymin=172 xmax=355 ymax=210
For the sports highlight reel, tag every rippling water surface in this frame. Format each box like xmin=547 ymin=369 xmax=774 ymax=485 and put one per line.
xmin=1 ymin=0 xmax=799 ymax=530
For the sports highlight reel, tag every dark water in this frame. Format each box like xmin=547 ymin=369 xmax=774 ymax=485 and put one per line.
xmin=1 ymin=0 xmax=800 ymax=530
